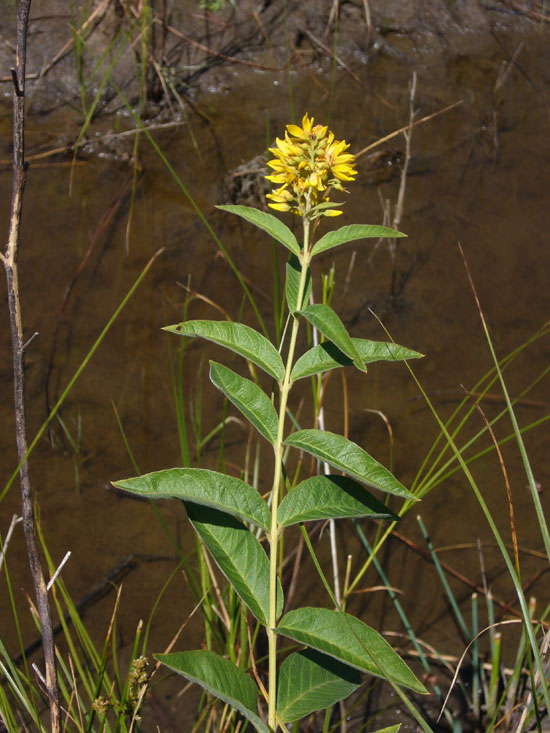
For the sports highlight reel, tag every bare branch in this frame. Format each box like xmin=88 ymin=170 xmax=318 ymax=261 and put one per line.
xmin=2 ymin=1 xmax=60 ymax=729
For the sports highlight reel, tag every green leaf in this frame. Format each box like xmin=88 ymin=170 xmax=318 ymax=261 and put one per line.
xmin=283 ymin=429 xmax=415 ymax=501
xmin=309 ymin=202 xmax=345 ymax=221
xmin=163 ymin=320 xmax=284 ymax=382
xmin=286 ymin=254 xmax=311 ymax=313
xmin=311 ymin=224 xmax=406 ymax=256
xmin=276 ymin=649 xmax=361 ymax=722
xmin=217 ymin=204 xmax=301 ymax=256
xmin=186 ymin=504 xmax=283 ymax=625
xmin=297 ymin=304 xmax=365 ymax=372
xmin=209 ymin=362 xmax=279 ymax=445
xmin=373 ymin=727 xmax=401 ymax=733
xmin=112 ymin=468 xmax=270 ymax=531
xmin=276 ymin=608 xmax=427 ymax=694
xmin=291 ymin=338 xmax=423 ymax=381
xmin=155 ymin=650 xmax=269 ymax=733
xmin=278 ymin=475 xmax=397 ymax=527
xmin=309 ymin=201 xmax=344 ymax=214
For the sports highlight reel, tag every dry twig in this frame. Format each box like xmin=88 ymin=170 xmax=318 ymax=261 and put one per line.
xmin=1 ymin=1 xmax=60 ymax=729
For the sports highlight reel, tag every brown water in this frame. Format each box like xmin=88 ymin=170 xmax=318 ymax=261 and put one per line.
xmin=1 ymin=26 xmax=549 ymax=729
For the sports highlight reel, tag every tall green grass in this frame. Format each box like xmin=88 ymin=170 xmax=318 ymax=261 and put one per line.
xmin=344 ymin=310 xmax=549 ymax=729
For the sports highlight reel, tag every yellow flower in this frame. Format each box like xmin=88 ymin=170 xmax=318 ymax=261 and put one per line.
xmin=265 ymin=114 xmax=357 ymax=218
xmin=266 ymin=186 xmax=294 ymax=211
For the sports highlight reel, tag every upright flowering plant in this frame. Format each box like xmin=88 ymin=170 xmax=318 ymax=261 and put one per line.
xmin=115 ymin=115 xmax=426 ymax=731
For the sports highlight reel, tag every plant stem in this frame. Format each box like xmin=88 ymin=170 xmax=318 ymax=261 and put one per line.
xmin=267 ymin=221 xmax=311 ymax=731
xmin=1 ymin=1 xmax=60 ymax=730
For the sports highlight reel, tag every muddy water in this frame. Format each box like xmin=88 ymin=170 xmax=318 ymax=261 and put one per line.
xmin=1 ymin=29 xmax=549 ymax=728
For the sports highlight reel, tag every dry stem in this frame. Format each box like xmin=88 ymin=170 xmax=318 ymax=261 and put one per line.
xmin=2 ymin=1 xmax=60 ymax=729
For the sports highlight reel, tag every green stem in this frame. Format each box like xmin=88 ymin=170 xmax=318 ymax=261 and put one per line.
xmin=267 ymin=221 xmax=311 ymax=731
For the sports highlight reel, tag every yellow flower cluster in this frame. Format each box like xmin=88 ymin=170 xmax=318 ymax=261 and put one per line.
xmin=266 ymin=114 xmax=357 ymax=217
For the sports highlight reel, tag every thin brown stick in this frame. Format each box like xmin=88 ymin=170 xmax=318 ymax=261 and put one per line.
xmin=355 ymin=99 xmax=463 ymax=159
xmin=362 ymin=0 xmax=372 ymax=50
xmin=1 ymin=1 xmax=60 ymax=730
xmin=390 ymin=71 xmax=416 ymax=293
xmin=392 ymin=71 xmax=416 ymax=234
xmin=324 ymin=0 xmax=340 ymax=39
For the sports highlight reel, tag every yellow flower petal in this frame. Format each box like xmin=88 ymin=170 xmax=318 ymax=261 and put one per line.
xmin=333 ymin=153 xmax=355 ymax=164
xmin=329 ymin=139 xmax=349 ymax=156
xmin=286 ymin=123 xmax=308 ymax=139
xmin=268 ymin=202 xmax=291 ymax=211
xmin=266 ymin=172 xmax=289 ymax=184
xmin=302 ymin=114 xmax=313 ymax=132
xmin=313 ymin=124 xmax=328 ymax=139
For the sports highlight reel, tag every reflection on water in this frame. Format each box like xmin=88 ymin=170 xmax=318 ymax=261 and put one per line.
xmin=1 ymin=28 xmax=549 ymax=726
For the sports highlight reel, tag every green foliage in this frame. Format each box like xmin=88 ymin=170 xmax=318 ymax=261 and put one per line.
xmin=216 ymin=205 xmax=300 ymax=256
xmin=285 ymin=254 xmax=311 ymax=313
xmin=276 ymin=607 xmax=427 ymax=693
xmin=117 ymin=207 xmax=425 ymax=730
xmin=0 ymin=528 xmax=151 ymax=732
xmin=297 ymin=303 xmax=366 ymax=372
xmin=209 ymin=361 xmax=279 ymax=444
xmin=113 ymin=467 xmax=271 ymax=530
xmin=284 ymin=429 xmax=415 ymax=499
xmin=291 ymin=338 xmax=423 ymax=381
xmin=278 ymin=475 xmax=398 ymax=526
xmin=164 ymin=320 xmax=284 ymax=381
xmin=156 ymin=650 xmax=269 ymax=733
xmin=311 ymin=223 xmax=406 ymax=256
xmin=186 ymin=503 xmax=284 ymax=625
xmin=276 ymin=649 xmax=361 ymax=722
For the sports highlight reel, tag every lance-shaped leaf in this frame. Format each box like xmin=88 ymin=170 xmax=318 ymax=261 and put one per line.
xmin=297 ymin=304 xmax=365 ymax=372
xmin=112 ymin=468 xmax=270 ymax=531
xmin=186 ymin=503 xmax=283 ymax=625
xmin=284 ymin=430 xmax=415 ymax=501
xmin=286 ymin=254 xmax=311 ymax=313
xmin=276 ymin=608 xmax=427 ymax=694
xmin=217 ymin=204 xmax=301 ymax=256
xmin=311 ymin=224 xmax=406 ymax=256
xmin=278 ymin=475 xmax=397 ymax=527
xmin=156 ymin=650 xmax=269 ymax=733
xmin=163 ymin=320 xmax=284 ymax=382
xmin=291 ymin=338 xmax=423 ymax=381
xmin=210 ymin=362 xmax=278 ymax=445
xmin=276 ymin=648 xmax=361 ymax=722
